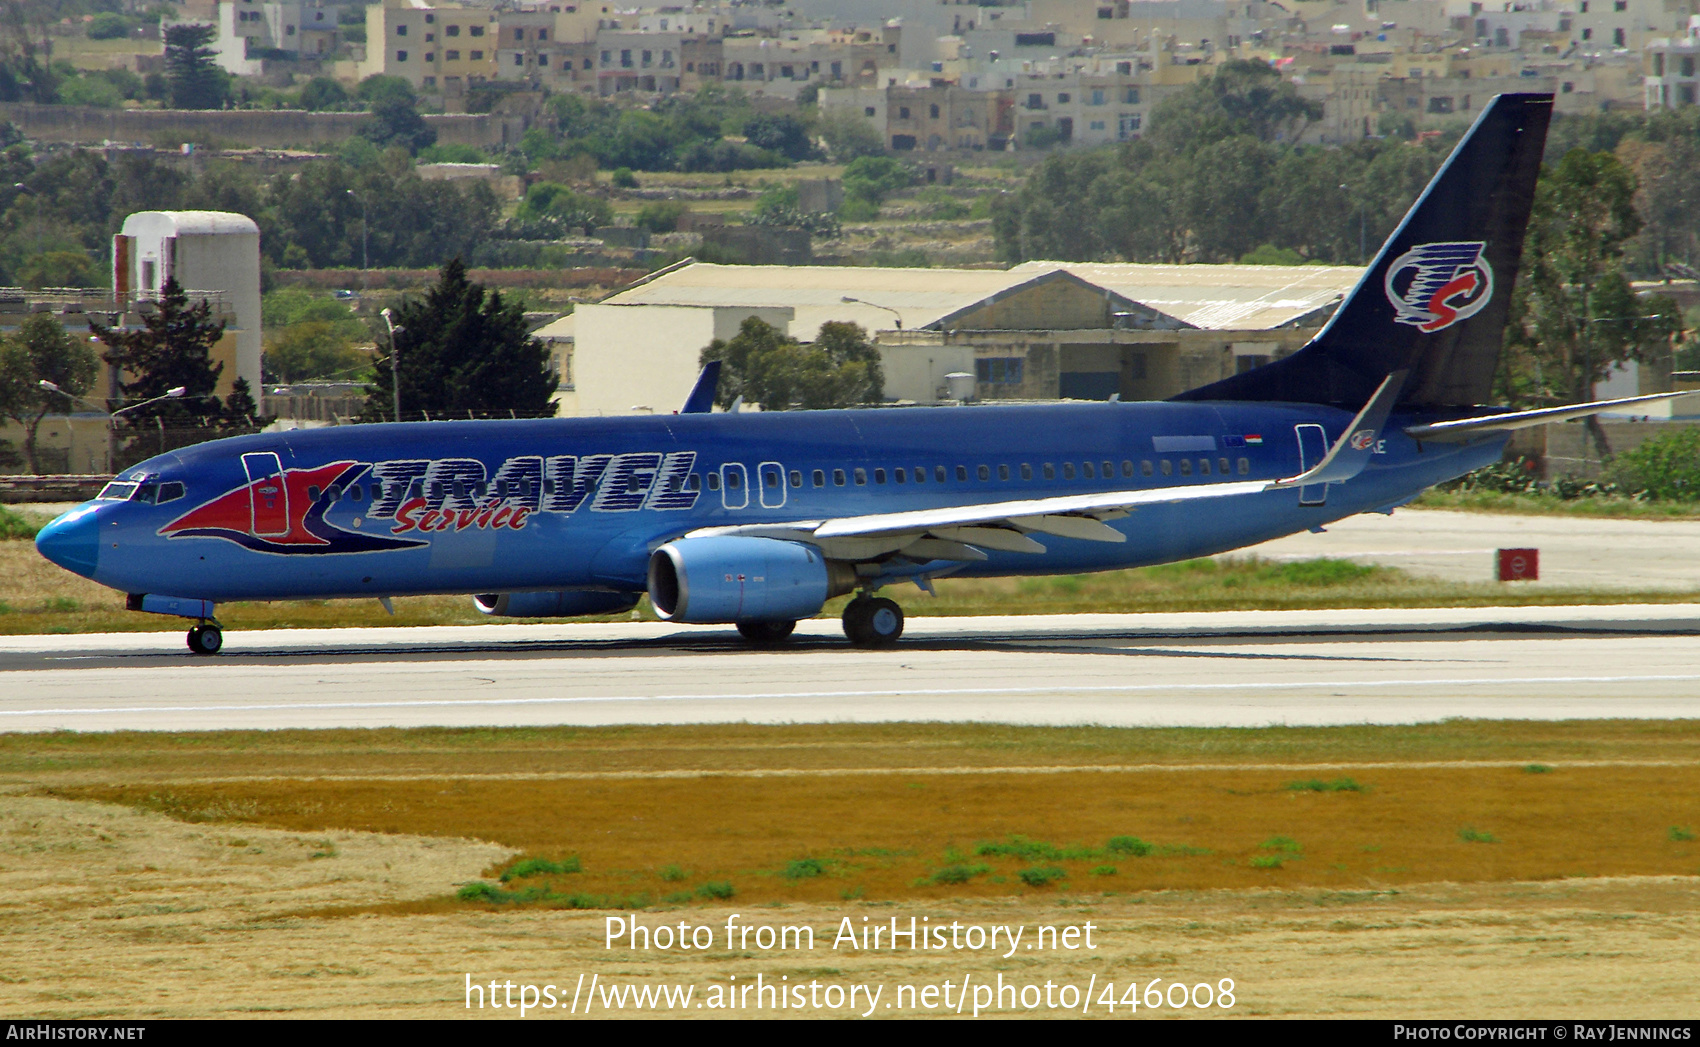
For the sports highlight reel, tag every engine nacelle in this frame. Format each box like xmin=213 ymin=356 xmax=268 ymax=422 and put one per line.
xmin=647 ymin=536 xmax=853 ymax=623
xmin=473 ymin=590 xmax=640 ymax=618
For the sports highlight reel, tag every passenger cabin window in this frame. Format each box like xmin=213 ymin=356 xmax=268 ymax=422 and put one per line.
xmin=956 ymin=466 xmax=968 ymax=481
xmin=1237 ymin=457 xmax=1250 ymax=475
xmin=915 ymin=467 xmax=927 ymax=483
xmin=1063 ymin=463 xmax=1076 ymax=480
xmin=894 ymin=468 xmax=906 ymax=483
xmin=1043 ymin=463 xmax=1055 ymax=480
xmin=998 ymin=464 xmax=1010 ymax=481
xmin=976 ymin=465 xmax=990 ymax=480
xmin=725 ymin=471 xmax=742 ymax=489
xmin=1102 ymin=461 xmax=1114 ymax=478
xmin=935 ymin=466 xmax=946 ymax=482
xmin=812 ymin=469 xmax=825 ymax=487
xmin=1160 ymin=460 xmax=1173 ymax=476
xmin=1219 ymin=458 xmax=1231 ymax=475
xmin=789 ymin=470 xmax=802 ymax=488
xmin=1020 ymin=463 xmax=1032 ymax=480
xmin=873 ymin=468 xmax=886 ymax=484
xmin=1121 ymin=460 xmax=1134 ymax=478
xmin=706 ymin=472 xmax=721 ymax=491
xmin=854 ymin=468 xmax=867 ymax=485
xmin=834 ymin=469 xmax=846 ymax=486
xmin=1199 ymin=459 xmax=1211 ymax=475
xmin=1179 ymin=459 xmax=1192 ymax=476
xmin=1141 ymin=460 xmax=1153 ymax=476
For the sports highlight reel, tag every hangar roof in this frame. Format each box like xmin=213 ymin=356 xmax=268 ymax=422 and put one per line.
xmin=601 ymin=260 xmax=1363 ymax=336
xmin=1013 ymin=261 xmax=1363 ymax=330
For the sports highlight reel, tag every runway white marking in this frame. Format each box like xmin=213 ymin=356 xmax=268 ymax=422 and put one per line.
xmin=9 ymin=672 xmax=1700 ymax=720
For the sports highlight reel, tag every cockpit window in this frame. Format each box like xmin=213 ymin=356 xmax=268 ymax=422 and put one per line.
xmin=156 ymin=481 xmax=185 ymax=503
xmin=133 ymin=483 xmax=159 ymax=503
xmin=97 ymin=482 xmax=138 ymax=501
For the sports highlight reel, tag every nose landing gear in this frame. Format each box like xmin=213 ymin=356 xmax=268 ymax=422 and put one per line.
xmin=187 ymin=621 xmax=223 ymax=655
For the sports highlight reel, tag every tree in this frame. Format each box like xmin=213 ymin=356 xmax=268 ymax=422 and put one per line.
xmin=163 ymin=23 xmax=227 ymax=110
xmin=360 ymin=91 xmax=436 ymax=154
xmin=361 ymin=260 xmax=558 ymax=422
xmin=0 ymin=313 xmax=99 ymax=474
xmin=818 ymin=111 xmax=885 ymax=162
xmin=17 ymin=249 xmax=99 ymax=289
xmin=700 ymin=318 xmax=884 ymax=411
xmin=1502 ymin=149 xmax=1681 ymax=456
xmin=89 ymin=277 xmax=244 ymax=464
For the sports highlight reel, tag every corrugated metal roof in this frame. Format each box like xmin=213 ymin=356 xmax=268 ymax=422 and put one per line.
xmin=603 ymin=260 xmax=1363 ymax=335
xmin=1014 ymin=261 xmax=1363 ymax=330
xmin=602 ymin=262 xmax=1039 ymax=334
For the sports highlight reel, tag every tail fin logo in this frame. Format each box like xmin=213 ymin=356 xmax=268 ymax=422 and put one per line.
xmin=1384 ymin=241 xmax=1494 ymax=333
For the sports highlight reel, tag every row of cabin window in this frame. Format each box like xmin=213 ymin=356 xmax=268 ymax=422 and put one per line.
xmin=302 ymin=454 xmax=1255 ymax=503
xmin=701 ymin=456 xmax=1252 ymax=492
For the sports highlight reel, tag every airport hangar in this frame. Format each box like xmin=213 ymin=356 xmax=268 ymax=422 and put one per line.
xmin=536 ymin=259 xmax=1364 ymax=416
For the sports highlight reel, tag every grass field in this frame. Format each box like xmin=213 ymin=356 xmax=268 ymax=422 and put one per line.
xmin=8 ymin=721 xmax=1700 ymax=1016
xmin=26 ymin=720 xmax=1700 ymax=910
xmin=1413 ymin=489 xmax=1700 ymax=518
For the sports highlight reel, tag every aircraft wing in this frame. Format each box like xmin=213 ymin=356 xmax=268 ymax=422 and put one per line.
xmin=685 ymin=479 xmax=1268 ymax=560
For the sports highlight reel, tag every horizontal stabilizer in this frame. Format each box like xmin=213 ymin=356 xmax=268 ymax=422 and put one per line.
xmin=1403 ymin=391 xmax=1691 ymax=441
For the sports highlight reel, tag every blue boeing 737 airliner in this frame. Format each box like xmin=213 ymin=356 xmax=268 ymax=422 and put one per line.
xmin=32 ymin=93 xmax=1677 ymax=654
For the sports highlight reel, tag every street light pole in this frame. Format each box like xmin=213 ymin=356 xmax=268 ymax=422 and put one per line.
xmin=840 ymin=295 xmax=903 ymax=330
xmin=346 ymin=189 xmax=369 ymax=291
xmin=381 ymin=307 xmax=404 ymax=423
xmin=40 ymin=382 xmax=184 ymax=473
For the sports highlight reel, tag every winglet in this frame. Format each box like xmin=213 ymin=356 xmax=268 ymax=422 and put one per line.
xmin=1267 ymin=370 xmax=1408 ymax=490
xmin=680 ymin=361 xmax=721 ymax=414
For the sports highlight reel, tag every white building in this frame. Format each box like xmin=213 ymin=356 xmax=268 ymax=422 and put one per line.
xmin=112 ymin=212 xmax=263 ymax=400
xmin=1646 ymin=16 xmax=1700 ymax=106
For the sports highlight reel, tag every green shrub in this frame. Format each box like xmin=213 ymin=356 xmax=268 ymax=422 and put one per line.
xmin=611 ymin=167 xmax=638 ymax=188
xmin=500 ymin=856 xmax=581 ymax=882
xmin=0 ymin=507 xmax=39 ymax=541
xmin=1284 ymin=778 xmax=1366 ymax=792
xmin=783 ymin=858 xmax=825 ymax=880
xmin=1091 ymin=865 xmax=1117 ymax=876
xmin=1606 ymin=429 xmax=1700 ymax=502
xmin=457 ymin=882 xmax=502 ymax=902
xmin=635 ymin=200 xmax=688 ymax=233
xmin=926 ymin=863 xmax=989 ymax=886
xmin=1106 ymin=836 xmax=1152 ymax=856
xmin=1018 ymin=865 xmax=1066 ymax=887
xmin=659 ymin=864 xmax=686 ymax=882
xmin=696 ymin=881 xmax=734 ymax=900
xmin=1670 ymin=826 xmax=1695 ymax=842
xmin=1458 ymin=827 xmax=1497 ymax=843
xmin=1524 ymin=764 xmax=1553 ymax=774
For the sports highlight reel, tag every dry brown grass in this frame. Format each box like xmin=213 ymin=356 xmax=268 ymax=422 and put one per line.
xmin=30 ymin=722 xmax=1700 ymax=910
xmin=11 ymin=723 xmax=1700 ymax=1017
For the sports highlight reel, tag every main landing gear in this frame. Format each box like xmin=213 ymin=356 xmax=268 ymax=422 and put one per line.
xmin=186 ymin=621 xmax=223 ymax=655
xmin=736 ymin=619 xmax=797 ymax=644
xmin=842 ymin=595 xmax=903 ymax=647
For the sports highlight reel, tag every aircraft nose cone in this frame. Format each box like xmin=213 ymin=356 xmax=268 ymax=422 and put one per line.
xmin=35 ymin=507 xmax=101 ymax=579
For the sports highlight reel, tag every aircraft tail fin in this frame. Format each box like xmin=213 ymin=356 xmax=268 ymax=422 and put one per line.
xmin=1174 ymin=92 xmax=1553 ymax=411
xmin=680 ymin=360 xmax=721 ymax=414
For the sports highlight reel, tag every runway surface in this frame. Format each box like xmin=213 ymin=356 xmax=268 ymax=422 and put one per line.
xmin=5 ymin=604 xmax=1700 ymax=732
xmin=1238 ymin=508 xmax=1700 ymax=589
